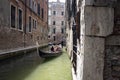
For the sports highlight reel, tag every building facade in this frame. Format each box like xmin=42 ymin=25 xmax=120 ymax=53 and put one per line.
xmin=0 ymin=0 xmax=48 ymax=52
xmin=48 ymin=0 xmax=65 ymax=44
xmin=66 ymin=0 xmax=120 ymax=80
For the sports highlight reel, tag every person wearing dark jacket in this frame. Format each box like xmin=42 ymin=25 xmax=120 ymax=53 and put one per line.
xmin=51 ymin=45 xmax=54 ymax=52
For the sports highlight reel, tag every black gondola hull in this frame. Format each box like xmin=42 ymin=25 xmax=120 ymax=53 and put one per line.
xmin=39 ymin=50 xmax=62 ymax=58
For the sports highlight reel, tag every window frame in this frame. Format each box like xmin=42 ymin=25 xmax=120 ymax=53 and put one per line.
xmin=37 ymin=3 xmax=40 ymax=16
xmin=61 ymin=28 xmax=64 ymax=34
xmin=29 ymin=0 xmax=32 ymax=9
xmin=18 ymin=8 xmax=23 ymax=31
xmin=53 ymin=21 xmax=56 ymax=25
xmin=10 ymin=3 xmax=17 ymax=29
xmin=34 ymin=20 xmax=37 ymax=29
xmin=53 ymin=28 xmax=56 ymax=34
xmin=28 ymin=16 xmax=32 ymax=33
xmin=53 ymin=11 xmax=56 ymax=15
xmin=53 ymin=36 xmax=56 ymax=41
xmin=61 ymin=11 xmax=64 ymax=16
xmin=33 ymin=18 xmax=34 ymax=28
xmin=33 ymin=18 xmax=37 ymax=29
xmin=41 ymin=8 xmax=44 ymax=19
xmin=61 ymin=21 xmax=64 ymax=25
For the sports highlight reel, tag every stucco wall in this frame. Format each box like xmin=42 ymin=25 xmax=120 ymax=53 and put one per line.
xmin=83 ymin=36 xmax=105 ymax=80
xmin=79 ymin=0 xmax=114 ymax=80
xmin=49 ymin=1 xmax=65 ymax=42
xmin=84 ymin=6 xmax=114 ymax=36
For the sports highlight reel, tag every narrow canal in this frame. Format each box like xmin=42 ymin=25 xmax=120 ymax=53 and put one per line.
xmin=0 ymin=49 xmax=72 ymax=80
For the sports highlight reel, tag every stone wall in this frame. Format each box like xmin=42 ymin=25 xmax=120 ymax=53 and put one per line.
xmin=104 ymin=35 xmax=120 ymax=80
xmin=79 ymin=0 xmax=114 ymax=80
xmin=65 ymin=0 xmax=120 ymax=80
xmin=104 ymin=1 xmax=120 ymax=80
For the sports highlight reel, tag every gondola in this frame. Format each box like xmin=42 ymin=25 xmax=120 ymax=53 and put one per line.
xmin=39 ymin=50 xmax=62 ymax=58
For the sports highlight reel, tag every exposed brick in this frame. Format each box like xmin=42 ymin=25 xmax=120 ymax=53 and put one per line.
xmin=0 ymin=0 xmax=48 ymax=52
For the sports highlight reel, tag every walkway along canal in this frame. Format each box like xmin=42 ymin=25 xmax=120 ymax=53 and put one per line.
xmin=0 ymin=49 xmax=72 ymax=80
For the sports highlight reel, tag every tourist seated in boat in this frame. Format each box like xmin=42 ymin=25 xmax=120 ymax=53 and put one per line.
xmin=51 ymin=45 xmax=62 ymax=52
xmin=51 ymin=45 xmax=55 ymax=52
xmin=54 ymin=44 xmax=62 ymax=51
xmin=57 ymin=45 xmax=62 ymax=51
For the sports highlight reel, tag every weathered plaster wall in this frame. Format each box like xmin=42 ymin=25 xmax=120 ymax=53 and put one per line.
xmin=79 ymin=0 xmax=114 ymax=80
xmin=84 ymin=7 xmax=114 ymax=36
xmin=66 ymin=21 xmax=73 ymax=57
xmin=66 ymin=0 xmax=118 ymax=80
xmin=49 ymin=1 xmax=65 ymax=42
xmin=83 ymin=37 xmax=105 ymax=80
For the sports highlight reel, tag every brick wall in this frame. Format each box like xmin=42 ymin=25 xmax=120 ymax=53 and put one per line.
xmin=0 ymin=0 xmax=48 ymax=52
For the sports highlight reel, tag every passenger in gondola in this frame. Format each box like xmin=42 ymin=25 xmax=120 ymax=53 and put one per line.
xmin=58 ymin=44 xmax=62 ymax=51
xmin=51 ymin=45 xmax=55 ymax=52
xmin=61 ymin=41 xmax=64 ymax=48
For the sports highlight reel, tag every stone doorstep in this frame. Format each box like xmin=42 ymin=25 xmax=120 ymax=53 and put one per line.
xmin=0 ymin=44 xmax=48 ymax=60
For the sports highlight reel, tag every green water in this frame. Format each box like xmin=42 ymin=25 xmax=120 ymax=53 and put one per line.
xmin=0 ymin=50 xmax=72 ymax=80
xmin=24 ymin=50 xmax=72 ymax=80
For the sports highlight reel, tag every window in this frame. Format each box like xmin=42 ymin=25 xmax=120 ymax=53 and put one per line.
xmin=18 ymin=9 xmax=23 ymax=30
xmin=41 ymin=26 xmax=43 ymax=33
xmin=34 ymin=2 xmax=36 ymax=12
xmin=32 ymin=1 xmax=34 ymax=10
xmin=53 ymin=21 xmax=55 ymax=25
xmin=34 ymin=2 xmax=37 ymax=13
xmin=29 ymin=0 xmax=32 ymax=8
xmin=53 ymin=36 xmax=56 ymax=41
xmin=53 ymin=28 xmax=56 ymax=34
xmin=61 ymin=21 xmax=64 ymax=25
xmin=41 ymin=8 xmax=44 ymax=19
xmin=29 ymin=16 xmax=32 ymax=32
xmin=61 ymin=12 xmax=64 ymax=15
xmin=37 ymin=36 xmax=39 ymax=40
xmin=32 ymin=1 xmax=37 ymax=12
xmin=32 ymin=19 xmax=37 ymax=29
xmin=61 ymin=28 xmax=64 ymax=33
xmin=53 ymin=3 xmax=56 ymax=7
xmin=33 ymin=19 xmax=34 ymax=28
xmin=35 ymin=20 xmax=37 ymax=29
xmin=38 ymin=3 xmax=40 ymax=16
xmin=53 ymin=11 xmax=56 ymax=15
xmin=11 ymin=5 xmax=16 ymax=28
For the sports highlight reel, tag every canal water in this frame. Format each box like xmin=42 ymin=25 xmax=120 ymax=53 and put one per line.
xmin=0 ymin=49 xmax=72 ymax=80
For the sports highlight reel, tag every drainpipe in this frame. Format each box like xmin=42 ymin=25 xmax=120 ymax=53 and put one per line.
xmin=24 ymin=0 xmax=27 ymax=47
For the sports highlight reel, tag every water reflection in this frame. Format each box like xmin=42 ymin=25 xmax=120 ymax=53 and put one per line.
xmin=0 ymin=51 xmax=44 ymax=80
